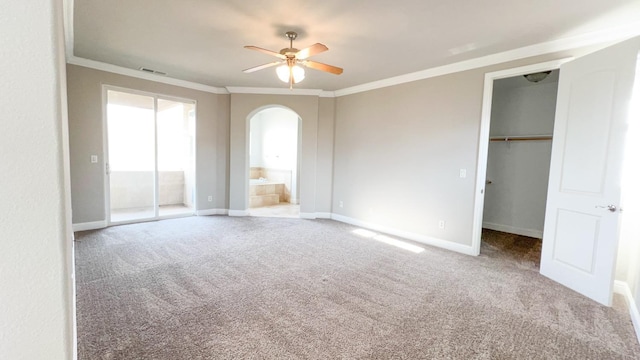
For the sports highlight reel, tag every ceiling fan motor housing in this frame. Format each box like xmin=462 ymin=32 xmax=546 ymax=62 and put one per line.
xmin=280 ymin=48 xmax=299 ymax=57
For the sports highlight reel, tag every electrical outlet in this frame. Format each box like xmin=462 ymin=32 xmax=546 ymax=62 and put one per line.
xmin=339 ymin=201 xmax=344 ymax=208
xmin=207 ymin=196 xmax=213 ymax=202
xmin=438 ymin=220 xmax=446 ymax=229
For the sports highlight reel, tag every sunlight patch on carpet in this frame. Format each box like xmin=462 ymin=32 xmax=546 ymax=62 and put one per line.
xmin=352 ymin=228 xmax=425 ymax=253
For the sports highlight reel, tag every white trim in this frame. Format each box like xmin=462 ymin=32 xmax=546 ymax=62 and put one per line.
xmin=225 ymin=86 xmax=326 ymax=96
xmin=482 ymin=222 xmax=543 ymax=239
xmin=72 ymin=220 xmax=107 ymax=232
xmin=319 ymin=91 xmax=336 ymax=98
xmin=471 ymin=58 xmax=572 ymax=256
xmin=153 ymin=97 xmax=159 ymax=219
xmin=299 ymin=212 xmax=318 ymax=219
xmin=63 ymin=3 xmax=640 ymax=100
xmin=614 ymin=280 xmax=628 ymax=295
xmin=229 ymin=209 xmax=249 ymax=217
xmin=68 ymin=56 xmax=229 ymax=94
xmin=102 ymin=86 xmax=111 ymax=226
xmin=330 ymin=214 xmax=476 ymax=256
xmin=300 ymin=212 xmax=332 ymax=220
xmin=63 ymin=0 xmax=74 ymax=59
xmin=103 ymin=86 xmax=199 ymax=226
xmin=103 ymin=84 xmax=197 ymax=106
xmin=613 ymin=280 xmax=640 ymax=345
xmin=334 ymin=22 xmax=640 ymax=97
xmin=196 ymin=209 xmax=229 ymax=216
xmin=192 ymin=101 xmax=199 ymax=215
xmin=157 ymin=213 xmax=194 ymax=221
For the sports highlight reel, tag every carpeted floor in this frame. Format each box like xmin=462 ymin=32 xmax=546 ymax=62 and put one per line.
xmin=74 ymin=217 xmax=640 ymax=359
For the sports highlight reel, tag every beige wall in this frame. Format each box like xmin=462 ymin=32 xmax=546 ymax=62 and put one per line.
xmin=229 ymin=94 xmax=335 ymax=215
xmin=0 ymin=0 xmax=74 ymax=358
xmin=316 ymin=98 xmax=336 ymax=213
xmin=332 ymin=49 xmax=601 ymax=248
xmin=66 ymin=64 xmax=230 ymax=224
xmin=334 ymin=70 xmax=482 ymax=245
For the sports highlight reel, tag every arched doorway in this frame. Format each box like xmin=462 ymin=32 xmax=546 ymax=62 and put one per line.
xmin=247 ymin=106 xmax=301 ymax=218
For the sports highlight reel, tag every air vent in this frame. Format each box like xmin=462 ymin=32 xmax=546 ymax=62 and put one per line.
xmin=139 ymin=67 xmax=167 ymax=76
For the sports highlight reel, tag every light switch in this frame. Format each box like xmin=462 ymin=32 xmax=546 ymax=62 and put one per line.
xmin=90 ymin=155 xmax=98 ymax=163
xmin=459 ymin=169 xmax=467 ymax=178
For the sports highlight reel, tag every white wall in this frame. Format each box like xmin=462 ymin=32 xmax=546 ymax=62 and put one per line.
xmin=616 ymin=61 xmax=640 ymax=322
xmin=249 ymin=117 xmax=263 ymax=168
xmin=483 ymin=75 xmax=558 ymax=237
xmin=0 ymin=0 xmax=74 ymax=358
xmin=109 ymin=171 xmax=187 ymax=209
xmin=249 ymin=108 xmax=299 ymax=171
xmin=249 ymin=108 xmax=299 ymax=201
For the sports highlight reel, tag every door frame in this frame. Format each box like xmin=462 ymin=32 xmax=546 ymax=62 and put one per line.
xmin=470 ymin=58 xmax=573 ymax=255
xmin=102 ymin=84 xmax=198 ymax=226
xmin=245 ymin=105 xmax=302 ymax=214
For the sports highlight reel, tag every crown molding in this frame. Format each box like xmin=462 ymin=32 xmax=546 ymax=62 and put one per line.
xmin=67 ymin=56 xmax=229 ymax=94
xmin=334 ymin=20 xmax=640 ymax=97
xmin=63 ymin=0 xmax=640 ymax=99
xmin=63 ymin=1 xmax=228 ymax=95
xmin=225 ymin=87 xmax=334 ymax=97
xmin=319 ymin=91 xmax=336 ymax=98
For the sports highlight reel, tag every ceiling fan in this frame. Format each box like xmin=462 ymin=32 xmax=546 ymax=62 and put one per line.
xmin=243 ymin=31 xmax=343 ymax=89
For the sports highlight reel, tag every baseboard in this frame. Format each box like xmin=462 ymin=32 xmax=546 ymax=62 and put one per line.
xmin=196 ymin=209 xmax=228 ymax=216
xmin=299 ymin=212 xmax=332 ymax=219
xmin=330 ymin=214 xmax=476 ymax=256
xmin=614 ymin=280 xmax=640 ymax=345
xmin=228 ymin=210 xmax=249 ymax=217
xmin=482 ymin=222 xmax=543 ymax=239
xmin=72 ymin=220 xmax=107 ymax=232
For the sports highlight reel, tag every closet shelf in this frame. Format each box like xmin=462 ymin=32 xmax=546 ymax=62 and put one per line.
xmin=490 ymin=134 xmax=553 ymax=142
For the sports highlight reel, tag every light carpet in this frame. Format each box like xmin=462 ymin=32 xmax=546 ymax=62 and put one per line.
xmin=75 ymin=217 xmax=640 ymax=359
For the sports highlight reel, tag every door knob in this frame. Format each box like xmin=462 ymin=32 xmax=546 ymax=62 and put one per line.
xmin=595 ymin=204 xmax=617 ymax=212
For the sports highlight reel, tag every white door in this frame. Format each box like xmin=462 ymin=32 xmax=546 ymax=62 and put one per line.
xmin=540 ymin=37 xmax=640 ymax=306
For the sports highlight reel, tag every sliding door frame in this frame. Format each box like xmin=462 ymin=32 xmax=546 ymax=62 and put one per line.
xmin=102 ymin=84 xmax=198 ymax=226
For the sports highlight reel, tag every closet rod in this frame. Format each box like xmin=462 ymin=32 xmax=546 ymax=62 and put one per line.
xmin=490 ymin=135 xmax=553 ymax=142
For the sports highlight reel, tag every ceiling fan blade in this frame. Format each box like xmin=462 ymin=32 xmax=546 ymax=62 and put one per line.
xmin=296 ymin=43 xmax=328 ymax=60
xmin=301 ymin=60 xmax=343 ymax=75
xmin=244 ymin=46 xmax=286 ymax=59
xmin=243 ymin=61 xmax=282 ymax=73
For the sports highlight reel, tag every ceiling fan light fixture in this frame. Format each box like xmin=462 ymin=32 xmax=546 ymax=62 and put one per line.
xmin=276 ymin=64 xmax=305 ymax=83
xmin=244 ymin=31 xmax=341 ymax=88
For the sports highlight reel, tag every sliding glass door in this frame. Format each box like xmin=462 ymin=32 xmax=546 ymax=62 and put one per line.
xmin=156 ymin=98 xmax=196 ymax=218
xmin=105 ymin=88 xmax=196 ymax=224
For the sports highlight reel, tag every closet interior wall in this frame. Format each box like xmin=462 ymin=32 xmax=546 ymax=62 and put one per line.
xmin=483 ymin=73 xmax=559 ymax=239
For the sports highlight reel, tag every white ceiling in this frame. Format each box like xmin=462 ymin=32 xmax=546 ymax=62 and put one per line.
xmin=71 ymin=0 xmax=640 ymax=91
